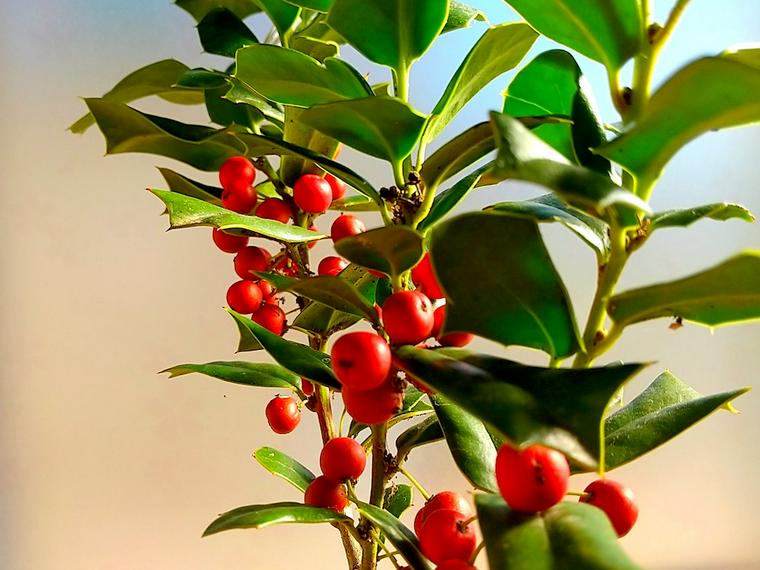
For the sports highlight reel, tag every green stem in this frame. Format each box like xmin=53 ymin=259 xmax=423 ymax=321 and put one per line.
xmin=655 ymin=0 xmax=691 ymax=50
xmin=398 ymin=465 xmax=431 ymax=500
xmin=360 ymin=422 xmax=389 ymax=570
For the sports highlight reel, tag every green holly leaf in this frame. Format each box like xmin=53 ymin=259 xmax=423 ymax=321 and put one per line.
xmin=234 ymin=46 xmax=372 ymax=107
xmin=649 ymin=203 xmax=755 ymax=230
xmin=330 ymin=196 xmax=380 ymax=212
xmin=430 ymin=211 xmax=581 ymax=358
xmin=289 ymin=36 xmax=339 ymax=61
xmin=70 ymin=60 xmax=203 ymax=133
xmin=476 ymin=494 xmax=641 ymax=570
xmin=503 ymin=0 xmax=643 ymax=73
xmin=425 ymin=22 xmax=538 ymax=139
xmin=161 ymin=361 xmax=302 ymax=391
xmin=176 ymin=0 xmax=262 ymax=21
xmin=357 ymin=502 xmax=433 ymax=570
xmin=335 ymin=226 xmax=424 ymax=281
xmin=443 ymin=1 xmax=486 ymax=33
xmin=384 ymin=484 xmax=414 ymax=519
xmin=283 ymin=0 xmax=333 ymax=10
xmin=598 ymin=49 xmax=760 ymax=190
xmin=603 ymin=371 xmax=750 ymax=471
xmin=253 ymin=447 xmax=316 ymax=492
xmin=203 ymin=502 xmax=350 ymax=536
xmin=395 ymin=416 xmax=444 ymax=461
xmin=157 ymin=167 xmax=222 ymax=203
xmin=197 ymin=8 xmax=258 ymax=57
xmin=256 ymin=0 xmax=300 ymax=42
xmin=608 ymin=251 xmax=760 ymax=328
xmin=504 ymin=49 xmax=610 ymax=174
xmin=418 ymin=163 xmax=493 ymax=232
xmin=432 ymin=394 xmax=498 ymax=492
xmin=149 ymin=189 xmax=324 ymax=243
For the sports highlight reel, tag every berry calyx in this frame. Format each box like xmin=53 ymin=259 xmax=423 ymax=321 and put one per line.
xmin=330 ymin=214 xmax=366 ymax=243
xmin=265 ymin=395 xmax=301 ymax=434
xmin=418 ymin=509 xmax=477 ymax=565
xmin=256 ymin=197 xmax=292 ymax=223
xmin=414 ymin=491 xmax=473 ymax=535
xmin=226 ymin=280 xmax=263 ymax=314
xmin=219 ymin=156 xmax=256 ymax=193
xmin=495 ymin=444 xmax=569 ymax=513
xmin=304 ymin=475 xmax=348 ymax=512
xmin=325 ymin=173 xmax=346 ymax=200
xmin=221 ymin=184 xmax=258 ymax=214
xmin=212 ymin=228 xmax=249 ymax=253
xmin=341 ymin=379 xmax=404 ymax=425
xmin=234 ymin=246 xmax=271 ymax=280
xmin=382 ymin=290 xmax=434 ymax=345
xmin=580 ymin=479 xmax=638 ymax=537
xmin=412 ymin=253 xmax=445 ymax=300
xmin=251 ymin=304 xmax=286 ymax=335
xmin=293 ymin=174 xmax=333 ymax=214
xmin=331 ymin=332 xmax=391 ymax=391
xmin=318 ymin=256 xmax=349 ymax=277
xmin=320 ymin=437 xmax=367 ymax=481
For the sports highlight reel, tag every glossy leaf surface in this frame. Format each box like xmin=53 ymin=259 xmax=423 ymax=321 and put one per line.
xmin=335 ymin=226 xmax=424 ymax=280
xmin=284 ymin=0 xmax=333 ymax=10
xmin=419 ymin=163 xmax=493 ymax=231
xmin=649 ymin=203 xmax=755 ymax=230
xmin=256 ymin=0 xmax=300 ymax=41
xmin=357 ymin=502 xmax=432 ymax=570
xmin=253 ymin=447 xmax=316 ymax=492
xmin=444 ymin=1 xmax=486 ymax=33
xmin=162 ymin=361 xmax=301 ymax=390
xmin=197 ymin=8 xmax=258 ymax=57
xmin=176 ymin=0 xmax=261 ymax=21
xmin=384 ymin=484 xmax=414 ymax=519
xmin=157 ymin=167 xmax=222 ymax=203
xmin=395 ymin=415 xmax=444 ymax=461
xmin=203 ymin=502 xmax=350 ymax=536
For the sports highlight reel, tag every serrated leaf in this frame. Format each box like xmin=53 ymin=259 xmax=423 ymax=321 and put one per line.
xmin=430 ymin=211 xmax=581 ymax=358
xmin=157 ymin=167 xmax=223 ymax=203
xmin=198 ymin=8 xmax=258 ymax=57
xmin=419 ymin=163 xmax=493 ymax=231
xmin=425 ymin=23 xmax=537 ymax=139
xmin=649 ymin=203 xmax=755 ymax=230
xmin=228 ymin=310 xmax=340 ymax=389
xmin=162 ymin=361 xmax=301 ymax=391
xmin=443 ymin=1 xmax=486 ymax=33
xmin=395 ymin=415 xmax=444 ymax=461
xmin=335 ymin=225 xmax=424 ymax=280
xmin=203 ymin=502 xmax=350 ymax=536
xmin=602 ymin=371 xmax=750 ymax=471
xmin=256 ymin=0 xmax=300 ymax=42
xmin=395 ymin=346 xmax=645 ymax=468
xmin=253 ymin=447 xmax=316 ymax=492
xmin=70 ymin=60 xmax=203 ymax=133
xmin=598 ymin=50 xmax=760 ymax=188
xmin=608 ymin=251 xmax=760 ymax=328
xmin=432 ymin=394 xmax=498 ymax=492
xmin=357 ymin=502 xmax=433 ymax=570
xmin=503 ymin=0 xmax=642 ymax=73
xmin=150 ymin=189 xmax=324 ymax=243
xmin=176 ymin=0 xmax=262 ymax=21
xmin=234 ymin=46 xmax=372 ymax=107
xmin=384 ymin=484 xmax=414 ymax=519
xmin=476 ymin=494 xmax=641 ymax=570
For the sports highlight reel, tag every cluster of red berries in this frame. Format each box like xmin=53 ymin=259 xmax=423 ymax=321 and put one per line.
xmin=304 ymin=437 xmax=367 ymax=511
xmin=495 ymin=443 xmax=638 ymax=537
xmin=414 ymin=491 xmax=477 ymax=567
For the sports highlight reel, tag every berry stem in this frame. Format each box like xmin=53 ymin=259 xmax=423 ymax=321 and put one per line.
xmin=470 ymin=540 xmax=486 ymax=565
xmin=565 ymin=490 xmax=592 ymax=498
xmin=397 ymin=465 xmax=431 ymax=501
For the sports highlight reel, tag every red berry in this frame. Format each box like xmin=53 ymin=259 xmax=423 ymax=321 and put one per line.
xmin=212 ymin=228 xmax=249 ymax=253
xmin=251 ymin=304 xmax=286 ymax=335
xmin=273 ymin=255 xmax=299 ymax=276
xmin=301 ymin=379 xmax=314 ymax=396
xmin=234 ymin=246 xmax=271 ymax=280
xmin=418 ymin=509 xmax=476 ymax=565
xmin=304 ymin=475 xmax=348 ymax=512
xmin=320 ymin=437 xmax=367 ymax=481
xmin=293 ymin=174 xmax=332 ymax=214
xmin=221 ymin=184 xmax=258 ymax=214
xmin=495 ymin=444 xmax=569 ymax=513
xmin=256 ymin=197 xmax=292 ymax=223
xmin=318 ymin=256 xmax=349 ymax=277
xmin=580 ymin=479 xmax=638 ymax=537
xmin=412 ymin=253 xmax=445 ymax=300
xmin=266 ymin=293 xmax=282 ymax=306
xmin=382 ymin=290 xmax=434 ymax=345
xmin=330 ymin=214 xmax=365 ymax=243
xmin=265 ymin=395 xmax=300 ymax=434
xmin=258 ymin=280 xmax=276 ymax=299
xmin=219 ymin=156 xmax=256 ymax=193
xmin=226 ymin=280 xmax=263 ymax=314
xmin=414 ymin=491 xmax=473 ymax=535
xmin=331 ymin=332 xmax=391 ymax=391
xmin=342 ymin=379 xmax=403 ymax=425
xmin=325 ymin=173 xmax=346 ymax=200
xmin=431 ymin=304 xmax=445 ymax=339
xmin=436 ymin=561 xmax=476 ymax=570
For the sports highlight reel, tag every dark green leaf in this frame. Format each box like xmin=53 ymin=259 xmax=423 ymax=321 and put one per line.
xmin=335 ymin=225 xmax=424 ymax=280
xmin=234 ymin=46 xmax=372 ymax=107
xmin=357 ymin=502 xmax=433 ymax=570
xmin=504 ymin=49 xmax=609 ymax=174
xmin=603 ymin=371 xmax=750 ymax=471
xmin=425 ymin=23 xmax=537 ymax=139
xmin=161 ymin=361 xmax=301 ymax=390
xmin=300 ymin=97 xmax=427 ymax=164
xmin=430 ymin=211 xmax=581 ymax=357
xmin=222 ymin=79 xmax=286 ymax=125
xmin=432 ymin=394 xmax=498 ymax=492
xmin=284 ymin=0 xmax=333 ymax=10
xmin=396 ymin=415 xmax=444 ymax=461
xmin=203 ymin=502 xmax=350 ymax=536
xmin=330 ymin=195 xmax=380 ymax=212
xmin=490 ymin=113 xmax=649 ymax=216
xmin=175 ymin=68 xmax=230 ymax=89
xmin=598 ymin=50 xmax=760 ymax=188
xmin=476 ymin=494 xmax=641 ymax=570
xmin=650 ymin=203 xmax=755 ymax=230
xmin=384 ymin=484 xmax=414 ymax=519
xmin=256 ymin=0 xmax=300 ymax=42
xmin=157 ymin=167 xmax=223 ymax=203
xmin=419 ymin=163 xmax=493 ymax=231
xmin=198 ymin=8 xmax=258 ymax=57
xmin=205 ymin=85 xmax=263 ymax=127
xmin=228 ymin=310 xmax=340 ymax=389
xmin=176 ymin=0 xmax=262 ymax=21
xmin=327 ymin=0 xmax=448 ymax=72
xmin=253 ymin=447 xmax=316 ymax=492
xmin=150 ymin=189 xmax=324 ymax=243
xmin=289 ymin=36 xmax=339 ymax=61
xmin=488 ymin=194 xmax=611 ymax=261
xmin=420 ymin=122 xmax=495 ymax=190
xmin=70 ymin=60 xmax=203 ymax=133
xmin=395 ymin=346 xmax=645 ymax=468
xmin=503 ymin=0 xmax=642 ymax=73
xmin=443 ymin=1 xmax=486 ymax=33
xmin=608 ymin=251 xmax=760 ymax=328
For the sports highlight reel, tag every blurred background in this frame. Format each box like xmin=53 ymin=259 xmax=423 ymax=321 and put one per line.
xmin=1 ymin=1 xmax=759 ymax=568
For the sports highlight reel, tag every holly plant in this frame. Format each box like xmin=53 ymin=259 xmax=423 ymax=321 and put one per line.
xmin=73 ymin=1 xmax=759 ymax=569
